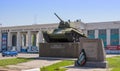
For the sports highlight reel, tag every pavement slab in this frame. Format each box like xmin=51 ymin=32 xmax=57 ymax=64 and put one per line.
xmin=66 ymin=65 xmax=109 ymax=71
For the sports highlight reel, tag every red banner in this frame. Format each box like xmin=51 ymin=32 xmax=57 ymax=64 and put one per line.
xmin=106 ymin=45 xmax=118 ymax=50
xmin=117 ymin=45 xmax=120 ymax=50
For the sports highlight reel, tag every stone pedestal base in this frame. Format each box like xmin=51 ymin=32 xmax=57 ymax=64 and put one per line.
xmin=75 ymin=61 xmax=108 ymax=68
xmin=39 ymin=42 xmax=80 ymax=58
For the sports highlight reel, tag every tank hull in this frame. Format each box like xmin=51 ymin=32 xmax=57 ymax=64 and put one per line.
xmin=43 ymin=28 xmax=86 ymax=43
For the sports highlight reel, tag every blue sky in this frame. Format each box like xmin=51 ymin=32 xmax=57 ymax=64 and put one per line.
xmin=0 ymin=0 xmax=120 ymax=26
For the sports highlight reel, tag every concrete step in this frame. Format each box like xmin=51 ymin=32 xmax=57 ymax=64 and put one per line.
xmin=21 ymin=68 xmax=40 ymax=71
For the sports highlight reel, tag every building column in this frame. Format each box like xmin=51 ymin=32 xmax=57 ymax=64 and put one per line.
xmin=27 ymin=31 xmax=31 ymax=48
xmin=39 ymin=31 xmax=43 ymax=43
xmin=36 ymin=31 xmax=40 ymax=47
xmin=0 ymin=32 xmax=1 ymax=52
xmin=37 ymin=31 xmax=43 ymax=47
xmin=107 ymin=29 xmax=110 ymax=45
xmin=95 ymin=29 xmax=98 ymax=39
xmin=21 ymin=34 xmax=26 ymax=47
xmin=7 ymin=32 xmax=12 ymax=50
xmin=17 ymin=32 xmax=21 ymax=52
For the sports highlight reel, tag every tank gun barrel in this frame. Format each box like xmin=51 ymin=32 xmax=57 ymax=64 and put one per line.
xmin=54 ymin=13 xmax=63 ymax=22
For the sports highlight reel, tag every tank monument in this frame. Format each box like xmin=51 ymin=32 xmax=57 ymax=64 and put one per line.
xmin=39 ymin=13 xmax=86 ymax=57
xmin=39 ymin=13 xmax=107 ymax=68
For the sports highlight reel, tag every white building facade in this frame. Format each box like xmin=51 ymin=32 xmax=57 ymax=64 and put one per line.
xmin=86 ymin=21 xmax=120 ymax=47
xmin=0 ymin=21 xmax=120 ymax=52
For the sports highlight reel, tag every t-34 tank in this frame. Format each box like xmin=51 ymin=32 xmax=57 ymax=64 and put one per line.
xmin=43 ymin=13 xmax=87 ymax=43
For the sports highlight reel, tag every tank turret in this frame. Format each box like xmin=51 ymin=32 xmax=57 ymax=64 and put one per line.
xmin=54 ymin=13 xmax=70 ymax=28
xmin=42 ymin=13 xmax=86 ymax=43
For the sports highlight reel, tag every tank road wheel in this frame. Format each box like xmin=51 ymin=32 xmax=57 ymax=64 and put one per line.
xmin=76 ymin=34 xmax=80 ymax=42
xmin=78 ymin=36 xmax=81 ymax=42
xmin=72 ymin=33 xmax=77 ymax=42
xmin=72 ymin=32 xmax=80 ymax=42
xmin=72 ymin=33 xmax=76 ymax=42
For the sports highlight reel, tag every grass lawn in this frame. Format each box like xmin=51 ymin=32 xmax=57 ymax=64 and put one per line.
xmin=41 ymin=60 xmax=74 ymax=71
xmin=107 ymin=56 xmax=120 ymax=71
xmin=0 ymin=57 xmax=32 ymax=66
xmin=41 ymin=56 xmax=120 ymax=71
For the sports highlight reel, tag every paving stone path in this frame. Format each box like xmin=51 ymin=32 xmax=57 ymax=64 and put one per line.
xmin=6 ymin=58 xmax=61 ymax=71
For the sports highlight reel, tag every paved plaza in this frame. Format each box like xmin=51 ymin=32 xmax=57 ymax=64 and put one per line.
xmin=0 ymin=53 xmax=119 ymax=71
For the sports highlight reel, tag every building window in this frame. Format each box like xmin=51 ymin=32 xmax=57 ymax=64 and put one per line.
xmin=2 ymin=33 xmax=8 ymax=51
xmin=110 ymin=29 xmax=119 ymax=46
xmin=12 ymin=35 xmax=17 ymax=46
xmin=31 ymin=34 xmax=36 ymax=46
xmin=98 ymin=29 xmax=107 ymax=47
xmin=87 ymin=30 xmax=95 ymax=39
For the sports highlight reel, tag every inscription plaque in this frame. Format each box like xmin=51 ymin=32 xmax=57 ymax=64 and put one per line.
xmin=83 ymin=42 xmax=98 ymax=60
xmin=50 ymin=44 xmax=65 ymax=48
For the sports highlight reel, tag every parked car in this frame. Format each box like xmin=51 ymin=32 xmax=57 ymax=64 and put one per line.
xmin=2 ymin=50 xmax=18 ymax=57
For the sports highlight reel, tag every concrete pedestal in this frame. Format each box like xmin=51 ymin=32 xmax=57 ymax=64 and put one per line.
xmin=75 ymin=61 xmax=108 ymax=68
xmin=39 ymin=42 xmax=80 ymax=58
xmin=74 ymin=38 xmax=108 ymax=68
